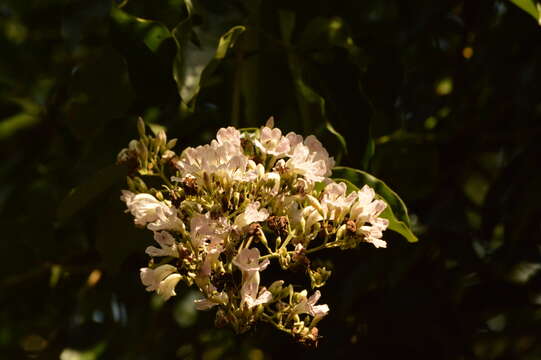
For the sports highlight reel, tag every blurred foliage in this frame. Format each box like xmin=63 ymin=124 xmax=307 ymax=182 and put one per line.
xmin=1 ymin=0 xmax=541 ymax=359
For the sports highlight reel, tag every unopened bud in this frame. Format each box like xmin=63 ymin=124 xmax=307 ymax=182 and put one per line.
xmin=157 ymin=130 xmax=167 ymax=149
xmin=126 ymin=176 xmax=136 ymax=192
xmin=137 ymin=117 xmax=146 ymax=137
xmin=268 ymin=280 xmax=284 ymax=295
xmin=133 ymin=177 xmax=148 ymax=192
xmin=256 ymin=163 xmax=265 ymax=178
xmin=233 ymin=192 xmax=240 ymax=209
xmin=309 ymin=267 xmax=332 ymax=289
xmin=306 ymin=195 xmax=324 ymax=215
xmin=134 ymin=141 xmax=148 ymax=161
xmin=128 ymin=139 xmax=139 ymax=151
xmin=255 ymin=304 xmax=264 ymax=317
xmin=166 ymin=138 xmax=177 ymax=149
xmin=335 ymin=224 xmax=347 ymax=240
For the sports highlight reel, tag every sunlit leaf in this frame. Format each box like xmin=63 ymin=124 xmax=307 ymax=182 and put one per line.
xmin=332 ymin=166 xmax=418 ymax=243
xmin=172 ymin=14 xmax=245 ymax=104
xmin=509 ymin=0 xmax=541 ymax=24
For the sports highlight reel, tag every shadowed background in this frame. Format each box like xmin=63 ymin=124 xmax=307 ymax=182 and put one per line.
xmin=1 ymin=0 xmax=541 ymax=359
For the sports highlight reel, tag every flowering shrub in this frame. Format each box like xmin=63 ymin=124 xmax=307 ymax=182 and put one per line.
xmin=118 ymin=118 xmax=400 ymax=345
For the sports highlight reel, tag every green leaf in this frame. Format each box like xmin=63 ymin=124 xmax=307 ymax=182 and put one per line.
xmin=0 ymin=101 xmax=40 ymax=140
xmin=278 ymin=10 xmax=347 ymax=160
xmin=509 ymin=0 xmax=541 ymax=24
xmin=172 ymin=17 xmax=245 ymax=104
xmin=57 ymin=164 xmax=126 ymax=222
xmin=332 ymin=166 xmax=418 ymax=243
xmin=65 ymin=46 xmax=134 ymax=139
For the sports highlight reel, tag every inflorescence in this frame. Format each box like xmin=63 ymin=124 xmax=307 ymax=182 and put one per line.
xmin=117 ymin=118 xmax=389 ymax=345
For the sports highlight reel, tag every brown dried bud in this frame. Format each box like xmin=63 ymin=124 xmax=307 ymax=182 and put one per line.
xmin=181 ymin=176 xmax=198 ymax=196
xmin=346 ymin=219 xmax=357 ymax=234
xmin=246 ymin=223 xmax=262 ymax=237
xmin=267 ymin=216 xmax=289 ymax=237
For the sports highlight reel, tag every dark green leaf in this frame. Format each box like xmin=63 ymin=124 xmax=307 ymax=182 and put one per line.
xmin=65 ymin=46 xmax=135 ymax=139
xmin=57 ymin=164 xmax=126 ymax=222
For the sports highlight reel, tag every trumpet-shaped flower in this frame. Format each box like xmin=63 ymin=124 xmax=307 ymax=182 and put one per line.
xmin=146 ymin=231 xmax=178 ymax=258
xmin=234 ymin=201 xmax=269 ymax=230
xmin=349 ymin=185 xmax=389 ymax=248
xmin=233 ymin=248 xmax=272 ymax=309
xmin=121 ymin=191 xmax=172 ymax=226
xmin=320 ymin=182 xmax=357 ymax=223
xmin=140 ymin=265 xmax=181 ymax=300
xmin=292 ymin=290 xmax=329 ymax=320
xmin=256 ymin=125 xmax=290 ymax=157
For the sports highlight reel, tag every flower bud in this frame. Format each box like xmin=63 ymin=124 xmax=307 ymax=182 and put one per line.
xmin=157 ymin=130 xmax=167 ymax=149
xmin=309 ymin=267 xmax=332 ymax=289
xmin=133 ymin=177 xmax=148 ymax=192
xmin=135 ymin=141 xmax=148 ymax=162
xmin=306 ymin=195 xmax=324 ymax=216
xmin=166 ymin=138 xmax=177 ymax=150
xmin=126 ymin=176 xmax=136 ymax=192
xmin=335 ymin=224 xmax=347 ymax=240
xmin=256 ymin=163 xmax=265 ymax=178
xmin=137 ymin=117 xmax=146 ymax=137
xmin=255 ymin=304 xmax=264 ymax=317
xmin=268 ymin=280 xmax=284 ymax=296
xmin=233 ymin=192 xmax=240 ymax=209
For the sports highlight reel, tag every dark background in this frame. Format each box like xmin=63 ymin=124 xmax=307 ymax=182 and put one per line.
xmin=1 ymin=0 xmax=541 ymax=359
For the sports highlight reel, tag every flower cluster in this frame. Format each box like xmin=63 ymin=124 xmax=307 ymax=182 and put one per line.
xmin=118 ymin=118 xmax=389 ymax=345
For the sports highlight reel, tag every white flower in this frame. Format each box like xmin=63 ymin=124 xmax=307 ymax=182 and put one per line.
xmin=320 ymin=182 xmax=357 ymax=223
xmin=302 ymin=206 xmax=324 ymax=233
xmin=189 ymin=213 xmax=229 ymax=277
xmin=292 ymin=290 xmax=329 ymax=319
xmin=285 ymin=132 xmax=303 ymax=151
xmin=262 ymin=172 xmax=281 ymax=195
xmin=233 ymin=248 xmax=272 ymax=309
xmin=256 ymin=125 xmax=290 ymax=157
xmin=140 ymin=265 xmax=181 ymax=300
xmin=286 ymin=143 xmax=328 ymax=183
xmin=140 ymin=264 xmax=177 ymax=291
xmin=358 ymin=217 xmax=389 ymax=248
xmin=189 ymin=213 xmax=229 ymax=249
xmin=233 ymin=248 xmax=270 ymax=272
xmin=234 ymin=201 xmax=269 ymax=229
xmin=304 ymin=136 xmax=335 ymax=177
xmin=157 ymin=274 xmax=182 ymax=300
xmin=350 ymin=185 xmax=387 ymax=223
xmin=215 ymin=126 xmax=242 ymax=149
xmin=176 ymin=127 xmax=257 ymax=184
xmin=147 ymin=206 xmax=184 ymax=232
xmin=121 ymin=191 xmax=172 ymax=226
xmin=200 ymin=237 xmax=224 ymax=277
xmin=194 ymin=289 xmax=229 ymax=310
xmin=281 ymin=132 xmax=336 ymax=182
xmin=349 ymin=185 xmax=389 ymax=248
xmin=145 ymin=231 xmax=178 ymax=258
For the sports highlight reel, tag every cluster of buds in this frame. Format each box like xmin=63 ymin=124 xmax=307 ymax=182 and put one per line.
xmin=118 ymin=117 xmax=389 ymax=345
